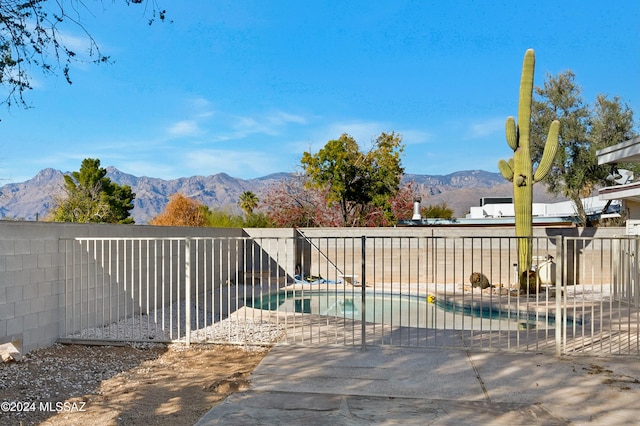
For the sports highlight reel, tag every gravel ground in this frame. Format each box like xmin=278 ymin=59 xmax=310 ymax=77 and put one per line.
xmin=1 ymin=342 xmax=270 ymax=426
xmin=70 ymin=316 xmax=285 ymax=344
xmin=1 ymin=315 xmax=282 ymax=426
xmin=67 ymin=291 xmax=285 ymax=344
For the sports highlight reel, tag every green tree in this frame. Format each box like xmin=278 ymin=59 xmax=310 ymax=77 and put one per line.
xmin=590 ymin=94 xmax=639 ymax=176
xmin=238 ymin=191 xmax=259 ymax=217
xmin=531 ymin=71 xmax=590 ymax=224
xmin=301 ymin=132 xmax=405 ymax=226
xmin=201 ymin=208 xmax=245 ymax=228
xmin=531 ymin=71 xmax=637 ymax=225
xmin=0 ymin=1 xmax=166 ymax=108
xmin=262 ymin=174 xmax=416 ymax=227
xmin=243 ymin=212 xmax=274 ymax=228
xmin=50 ymin=158 xmax=135 ymax=223
xmin=422 ymin=202 xmax=454 ymax=219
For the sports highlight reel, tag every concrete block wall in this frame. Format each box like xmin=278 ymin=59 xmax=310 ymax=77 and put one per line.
xmin=1 ymin=222 xmax=631 ymax=355
xmin=242 ymin=228 xmax=298 ymax=282
xmin=0 ymin=230 xmax=64 ymax=357
xmin=298 ymin=227 xmax=629 ymax=286
xmin=62 ymin=233 xmax=296 ymax=340
xmin=65 ymin=238 xmax=188 ymax=337
xmin=298 ymin=233 xmax=529 ymax=286
xmin=0 ymin=222 xmax=243 ymax=354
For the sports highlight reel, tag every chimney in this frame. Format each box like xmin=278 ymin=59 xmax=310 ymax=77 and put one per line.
xmin=412 ymin=197 xmax=422 ymax=220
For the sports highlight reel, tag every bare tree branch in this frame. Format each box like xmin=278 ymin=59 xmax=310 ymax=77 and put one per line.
xmin=0 ymin=0 xmax=166 ymax=110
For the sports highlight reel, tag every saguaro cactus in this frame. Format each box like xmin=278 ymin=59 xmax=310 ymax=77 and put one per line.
xmin=498 ymin=49 xmax=560 ymax=283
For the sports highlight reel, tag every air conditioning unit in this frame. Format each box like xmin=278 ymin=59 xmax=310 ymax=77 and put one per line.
xmin=626 ymin=219 xmax=640 ymax=236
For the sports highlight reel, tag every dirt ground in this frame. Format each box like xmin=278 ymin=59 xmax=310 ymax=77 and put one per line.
xmin=0 ymin=343 xmax=269 ymax=426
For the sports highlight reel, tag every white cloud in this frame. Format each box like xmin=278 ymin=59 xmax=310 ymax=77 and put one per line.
xmin=165 ymin=98 xmax=310 ymax=143
xmin=266 ymin=111 xmax=307 ymax=126
xmin=231 ymin=116 xmax=269 ymax=135
xmin=58 ymin=32 xmax=94 ymax=55
xmin=466 ymin=117 xmax=504 ymax=139
xmin=188 ymin=97 xmax=215 ymax=119
xmin=119 ymin=161 xmax=178 ymax=179
xmin=168 ymin=120 xmax=202 ymax=137
xmin=397 ymin=129 xmax=431 ymax=145
xmin=316 ymin=120 xmax=430 ymax=150
xmin=57 ymin=30 xmax=108 ymax=69
xmin=325 ymin=120 xmax=389 ymax=143
xmin=34 ymin=152 xmax=98 ymax=169
xmin=217 ymin=110 xmax=310 ymax=140
xmin=164 ymin=97 xmax=216 ymax=139
xmin=183 ymin=149 xmax=282 ymax=177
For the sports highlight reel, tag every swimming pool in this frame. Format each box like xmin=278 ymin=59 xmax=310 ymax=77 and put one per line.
xmin=247 ymin=290 xmax=560 ymax=330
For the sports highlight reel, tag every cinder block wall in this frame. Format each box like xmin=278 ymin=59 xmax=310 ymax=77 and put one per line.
xmin=297 ymin=227 xmax=629 ymax=286
xmin=0 ymin=222 xmax=629 ymax=354
xmin=62 ymin=236 xmax=252 ymax=337
xmin=0 ymin=222 xmax=243 ymax=354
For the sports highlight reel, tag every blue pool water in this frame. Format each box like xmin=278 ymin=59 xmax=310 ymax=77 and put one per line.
xmin=247 ymin=290 xmax=568 ymax=330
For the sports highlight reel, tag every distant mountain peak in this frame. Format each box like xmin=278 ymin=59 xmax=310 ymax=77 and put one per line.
xmin=0 ymin=168 xmax=564 ymax=223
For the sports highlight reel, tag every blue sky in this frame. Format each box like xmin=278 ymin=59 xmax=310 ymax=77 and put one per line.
xmin=0 ymin=1 xmax=638 ymax=184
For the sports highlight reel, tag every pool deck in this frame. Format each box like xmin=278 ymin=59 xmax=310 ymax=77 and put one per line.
xmin=235 ymin=280 xmax=638 ymax=353
xmin=197 ymin=282 xmax=640 ymax=424
xmin=195 ymin=344 xmax=640 ymax=425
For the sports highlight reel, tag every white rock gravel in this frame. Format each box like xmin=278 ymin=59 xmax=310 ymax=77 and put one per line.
xmin=68 ymin=295 xmax=285 ymax=345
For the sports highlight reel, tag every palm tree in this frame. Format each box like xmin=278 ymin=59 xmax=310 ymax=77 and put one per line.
xmin=238 ymin=191 xmax=259 ymax=217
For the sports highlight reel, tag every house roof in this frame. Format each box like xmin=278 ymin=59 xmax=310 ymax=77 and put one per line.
xmin=597 ymin=135 xmax=640 ymax=165
xmin=599 ymin=181 xmax=640 ymax=203
xmin=397 ymin=216 xmax=576 ymax=227
xmin=597 ymin=136 xmax=640 ymax=203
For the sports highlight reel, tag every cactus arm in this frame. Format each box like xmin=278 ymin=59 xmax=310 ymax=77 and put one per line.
xmin=498 ymin=159 xmax=514 ymax=181
xmin=533 ymin=120 xmax=560 ymax=182
xmin=517 ymin=49 xmax=535 ymax=148
xmin=506 ymin=117 xmax=518 ymax=151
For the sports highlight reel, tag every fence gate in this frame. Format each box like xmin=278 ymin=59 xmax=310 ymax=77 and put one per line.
xmin=558 ymin=236 xmax=640 ymax=355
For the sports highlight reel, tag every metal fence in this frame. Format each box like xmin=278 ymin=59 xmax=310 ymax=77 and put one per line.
xmin=61 ymin=233 xmax=640 ymax=356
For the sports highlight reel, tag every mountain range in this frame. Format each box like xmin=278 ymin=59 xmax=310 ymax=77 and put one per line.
xmin=0 ymin=168 xmax=564 ymax=224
